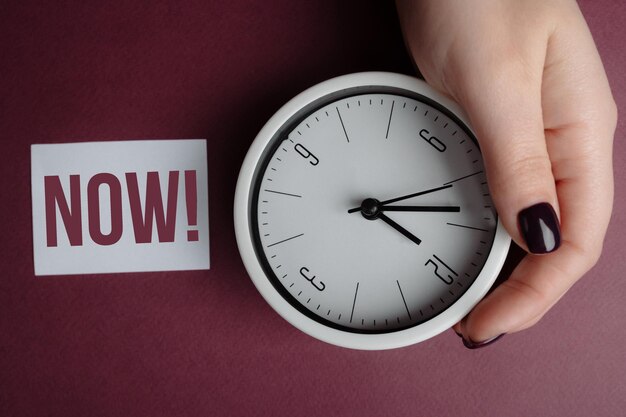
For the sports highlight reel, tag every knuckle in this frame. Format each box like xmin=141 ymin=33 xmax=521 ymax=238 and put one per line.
xmin=565 ymin=239 xmax=603 ymax=272
xmin=509 ymin=153 xmax=552 ymax=177
xmin=491 ymin=152 xmax=552 ymax=192
xmin=502 ymin=277 xmax=549 ymax=308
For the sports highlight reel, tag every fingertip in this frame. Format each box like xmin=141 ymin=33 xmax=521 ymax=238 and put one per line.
xmin=461 ymin=284 xmax=518 ymax=343
xmin=518 ymin=202 xmax=562 ymax=254
xmin=461 ymin=249 xmax=572 ymax=343
xmin=462 ymin=333 xmax=506 ymax=350
xmin=456 ymin=314 xmax=506 ymax=349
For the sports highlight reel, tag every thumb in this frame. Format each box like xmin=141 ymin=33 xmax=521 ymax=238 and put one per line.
xmin=451 ymin=67 xmax=561 ymax=254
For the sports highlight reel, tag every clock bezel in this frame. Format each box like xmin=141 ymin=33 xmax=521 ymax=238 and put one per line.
xmin=234 ymin=72 xmax=511 ymax=350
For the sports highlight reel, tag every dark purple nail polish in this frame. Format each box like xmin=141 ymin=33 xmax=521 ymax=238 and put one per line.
xmin=518 ymin=202 xmax=561 ymax=254
xmin=453 ymin=330 xmax=463 ymax=338
xmin=462 ymin=333 xmax=505 ymax=349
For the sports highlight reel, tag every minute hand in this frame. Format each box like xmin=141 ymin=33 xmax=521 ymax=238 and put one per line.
xmin=347 ymin=184 xmax=452 ymax=213
xmin=381 ymin=205 xmax=460 ymax=213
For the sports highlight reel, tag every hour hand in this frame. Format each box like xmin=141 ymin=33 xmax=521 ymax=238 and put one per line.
xmin=357 ymin=198 xmax=422 ymax=246
xmin=378 ymin=213 xmax=422 ymax=245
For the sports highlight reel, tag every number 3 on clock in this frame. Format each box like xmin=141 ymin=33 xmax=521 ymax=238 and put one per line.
xmin=425 ymin=254 xmax=458 ymax=285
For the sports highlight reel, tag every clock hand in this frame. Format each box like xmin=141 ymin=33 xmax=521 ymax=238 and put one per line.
xmin=378 ymin=213 xmax=422 ymax=245
xmin=347 ymin=184 xmax=452 ymax=213
xmin=358 ymin=198 xmax=422 ymax=245
xmin=380 ymin=205 xmax=460 ymax=213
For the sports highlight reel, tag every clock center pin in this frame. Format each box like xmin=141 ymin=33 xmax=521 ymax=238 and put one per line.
xmin=360 ymin=198 xmax=381 ymax=220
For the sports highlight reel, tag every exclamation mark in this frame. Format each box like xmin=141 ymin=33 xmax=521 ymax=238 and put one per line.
xmin=185 ymin=170 xmax=199 ymax=241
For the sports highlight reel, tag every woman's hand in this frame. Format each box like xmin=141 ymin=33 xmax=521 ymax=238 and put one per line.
xmin=397 ymin=0 xmax=617 ymax=348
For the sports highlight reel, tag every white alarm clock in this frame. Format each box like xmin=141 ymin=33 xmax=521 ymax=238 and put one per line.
xmin=234 ymin=72 xmax=510 ymax=350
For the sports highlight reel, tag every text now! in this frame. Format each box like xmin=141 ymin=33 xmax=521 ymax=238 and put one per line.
xmin=31 ymin=139 xmax=210 ymax=276
xmin=44 ymin=170 xmax=198 ymax=247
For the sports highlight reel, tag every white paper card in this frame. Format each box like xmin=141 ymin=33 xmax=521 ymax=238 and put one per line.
xmin=31 ymin=139 xmax=210 ymax=276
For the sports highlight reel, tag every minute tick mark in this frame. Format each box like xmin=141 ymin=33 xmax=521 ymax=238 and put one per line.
xmin=396 ymin=280 xmax=412 ymax=320
xmin=264 ymin=189 xmax=302 ymax=198
xmin=350 ymin=282 xmax=359 ymax=323
xmin=266 ymin=233 xmax=304 ymax=248
xmin=385 ymin=100 xmax=395 ymax=139
xmin=336 ymin=107 xmax=350 ymax=143
xmin=447 ymin=222 xmax=488 ymax=232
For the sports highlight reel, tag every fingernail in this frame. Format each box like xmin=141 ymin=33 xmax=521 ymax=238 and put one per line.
xmin=453 ymin=330 xmax=463 ymax=338
xmin=462 ymin=333 xmax=505 ymax=349
xmin=518 ymin=202 xmax=561 ymax=254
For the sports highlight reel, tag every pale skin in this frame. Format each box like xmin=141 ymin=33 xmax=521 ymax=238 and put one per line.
xmin=397 ymin=0 xmax=617 ymax=345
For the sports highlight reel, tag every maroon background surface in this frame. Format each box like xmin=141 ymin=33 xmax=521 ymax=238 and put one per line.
xmin=1 ymin=1 xmax=625 ymax=416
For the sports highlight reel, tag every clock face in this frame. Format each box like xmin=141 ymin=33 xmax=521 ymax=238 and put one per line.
xmin=235 ymin=73 xmax=510 ymax=349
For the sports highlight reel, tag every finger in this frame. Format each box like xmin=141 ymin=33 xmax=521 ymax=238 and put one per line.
xmin=459 ymin=249 xmax=569 ymax=341
xmin=445 ymin=46 xmax=562 ymax=254
xmin=461 ymin=236 xmax=598 ymax=342
xmin=461 ymin=113 xmax=615 ymax=343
